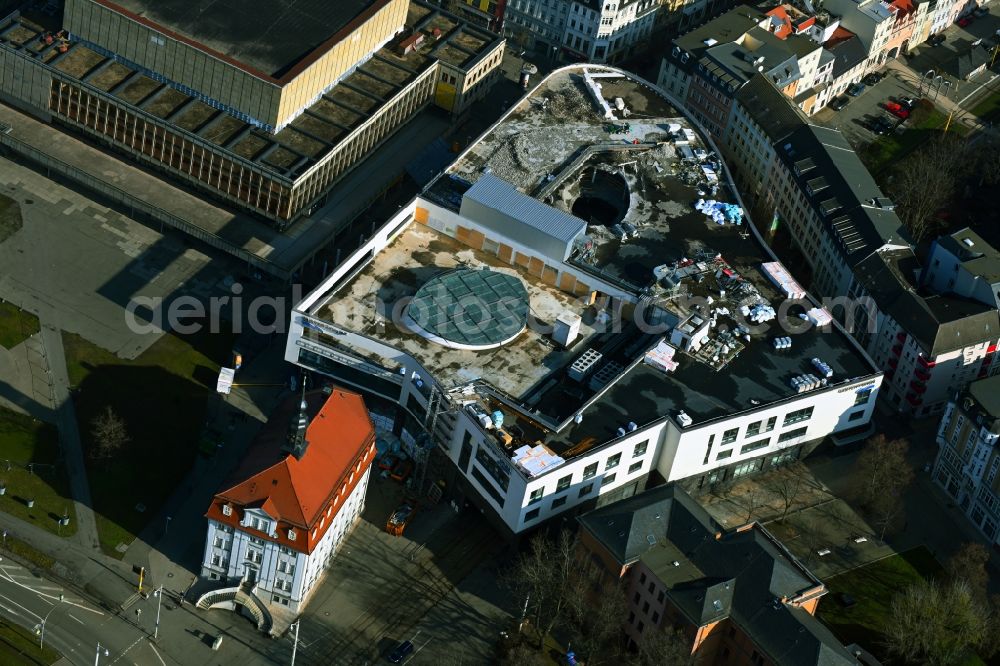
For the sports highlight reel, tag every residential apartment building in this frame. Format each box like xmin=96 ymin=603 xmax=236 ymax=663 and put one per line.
xmin=505 ymin=0 xmax=676 ymax=63
xmin=577 ymin=484 xmax=862 ymax=665
xmin=196 ymin=388 xmax=376 ymax=624
xmin=284 ymin=66 xmax=882 ymax=537
xmin=933 ymin=375 xmax=1000 ymax=546
xmin=718 ymin=75 xmax=1000 ymax=416
xmin=451 ymin=0 xmax=508 ymax=30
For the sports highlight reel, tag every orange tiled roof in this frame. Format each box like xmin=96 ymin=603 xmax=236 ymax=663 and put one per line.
xmin=205 ymin=388 xmax=376 ymax=554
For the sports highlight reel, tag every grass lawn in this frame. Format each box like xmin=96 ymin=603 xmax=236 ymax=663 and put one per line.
xmin=0 ymin=302 xmax=40 ymax=351
xmin=63 ymin=328 xmax=233 ymax=557
xmin=819 ymin=547 xmax=944 ymax=661
xmin=0 ymin=407 xmax=76 ymax=537
xmin=0 ymin=618 xmax=61 ymax=665
xmin=862 ymin=109 xmax=969 ymax=174
xmin=970 ymin=90 xmax=1000 ymax=122
xmin=0 ymin=193 xmax=22 ymax=245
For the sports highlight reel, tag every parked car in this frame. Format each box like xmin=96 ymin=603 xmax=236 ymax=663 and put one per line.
xmin=387 ymin=640 xmax=414 ymax=663
xmin=928 ymin=33 xmax=946 ymax=46
xmin=958 ymin=15 xmax=973 ymax=27
xmin=884 ymin=101 xmax=911 ymax=119
xmin=830 ymin=95 xmax=850 ymax=110
xmin=870 ymin=116 xmax=895 ymax=135
xmin=847 ymin=82 xmax=866 ymax=96
xmin=862 ymin=72 xmax=884 ymax=86
xmin=974 ymin=6 xmax=989 ymax=17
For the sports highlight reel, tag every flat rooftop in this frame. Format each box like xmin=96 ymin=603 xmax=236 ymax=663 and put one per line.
xmin=100 ymin=0 xmax=379 ymax=78
xmin=1 ymin=7 xmax=499 ymax=181
xmin=308 ymin=67 xmax=879 ymax=460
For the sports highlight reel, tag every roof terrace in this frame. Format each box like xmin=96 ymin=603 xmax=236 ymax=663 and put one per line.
xmin=306 ymin=67 xmax=879 ymax=461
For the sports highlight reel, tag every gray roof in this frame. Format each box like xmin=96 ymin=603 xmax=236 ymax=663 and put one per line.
xmin=935 ymin=228 xmax=1000 ymax=283
xmin=954 ymin=45 xmax=991 ymax=79
xmin=777 ymin=124 xmax=911 ymax=265
xmin=854 ymin=249 xmax=1000 ymax=356
xmin=460 ymin=174 xmax=587 ymax=260
xmin=578 ymin=485 xmax=859 ymax=666
xmin=827 ymin=35 xmax=867 ymax=79
xmin=966 ymin=375 xmax=1000 ymax=425
xmin=734 ymin=74 xmax=807 ymax=144
xmin=105 ymin=0 xmax=381 ymax=77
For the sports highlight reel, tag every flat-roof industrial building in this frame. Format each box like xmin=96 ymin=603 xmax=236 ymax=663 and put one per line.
xmin=285 ymin=66 xmax=883 ymax=535
xmin=0 ymin=1 xmax=504 ymax=275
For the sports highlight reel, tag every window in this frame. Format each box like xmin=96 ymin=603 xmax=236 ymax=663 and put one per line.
xmin=604 ymin=473 xmax=617 ymax=485
xmin=855 ymin=388 xmax=873 ymax=405
xmin=703 ymin=434 xmax=715 ymax=465
xmin=583 ymin=462 xmax=598 ymax=480
xmin=556 ymin=475 xmax=572 ymax=492
xmin=731 ymin=459 xmax=760 ymax=478
xmin=213 ymin=536 xmax=223 ymax=548
xmin=524 ymin=508 xmax=540 ymax=522
xmin=647 ymin=582 xmax=654 ymax=593
xmin=633 ymin=592 xmax=640 ymax=604
xmin=783 ymin=406 xmax=814 ymax=426
xmin=637 ymin=621 xmax=644 ymax=633
xmin=778 ymin=426 xmax=808 ymax=443
xmin=529 ymin=488 xmax=544 ymax=505
xmin=716 ymin=449 xmax=733 ymax=460
xmin=848 ymin=409 xmax=866 ymax=422
xmin=657 ymin=591 xmax=665 ymax=603
xmin=652 ymin=611 xmax=660 ymax=623
xmin=552 ymin=496 xmax=568 ymax=509
xmin=211 ymin=554 xmax=221 ymax=566
xmin=740 ymin=438 xmax=771 ymax=454
xmin=628 ymin=611 xmax=636 ymax=623
xmin=628 ymin=461 xmax=643 ymax=474
xmin=221 ymin=504 xmax=232 ymax=517
xmin=764 ymin=416 xmax=777 ymax=432
xmin=633 ymin=440 xmax=648 ymax=457
xmin=643 ymin=601 xmax=650 ymax=613
xmin=746 ymin=420 xmax=762 ymax=437
xmin=458 ymin=433 xmax=473 ymax=472
xmin=579 ymin=483 xmax=594 ymax=497
xmin=606 ymin=453 xmax=621 ymax=469
xmin=640 ymin=572 xmax=647 ymax=584
xmin=721 ymin=428 xmax=739 ymax=445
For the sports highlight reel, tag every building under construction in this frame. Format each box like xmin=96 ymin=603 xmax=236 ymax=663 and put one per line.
xmin=0 ymin=0 xmax=504 ymax=233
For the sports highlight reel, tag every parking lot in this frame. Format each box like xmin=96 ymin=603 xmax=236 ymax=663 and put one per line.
xmin=815 ymin=4 xmax=1000 ymax=151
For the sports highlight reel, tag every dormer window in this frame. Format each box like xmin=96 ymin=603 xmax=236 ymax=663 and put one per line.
xmin=288 ymin=528 xmax=297 ymax=541
xmin=222 ymin=504 xmax=232 ymax=517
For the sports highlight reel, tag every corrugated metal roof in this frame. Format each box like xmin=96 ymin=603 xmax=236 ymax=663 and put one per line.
xmin=463 ymin=174 xmax=587 ymax=245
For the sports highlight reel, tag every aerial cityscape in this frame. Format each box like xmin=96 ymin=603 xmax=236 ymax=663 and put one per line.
xmin=0 ymin=0 xmax=997 ymax=664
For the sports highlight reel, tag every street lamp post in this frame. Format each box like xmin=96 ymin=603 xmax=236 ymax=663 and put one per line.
xmin=153 ymin=585 xmax=163 ymax=639
xmin=94 ymin=641 xmax=110 ymax=666
xmin=290 ymin=619 xmax=300 ymax=666
xmin=165 ymin=516 xmax=172 ymax=535
xmin=34 ymin=593 xmax=65 ymax=649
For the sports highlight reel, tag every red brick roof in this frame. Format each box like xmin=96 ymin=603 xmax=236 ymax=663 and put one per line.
xmin=205 ymin=388 xmax=376 ymax=554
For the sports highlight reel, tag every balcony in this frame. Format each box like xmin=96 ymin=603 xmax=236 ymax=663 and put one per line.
xmin=913 ymin=368 xmax=931 ymax=381
xmin=917 ymin=355 xmax=936 ymax=368
xmin=909 ymin=381 xmax=926 ymax=394
xmin=906 ymin=393 xmax=923 ymax=406
xmin=896 ymin=331 xmax=907 ymax=342
xmin=892 ymin=344 xmax=903 ymax=356
xmin=888 ymin=357 xmax=899 ymax=368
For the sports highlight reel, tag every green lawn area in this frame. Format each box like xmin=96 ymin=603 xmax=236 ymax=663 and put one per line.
xmin=0 ymin=193 xmax=22 ymax=245
xmin=0 ymin=302 xmax=40 ymax=351
xmin=63 ymin=328 xmax=233 ymax=557
xmin=970 ymin=90 xmax=1000 ymax=122
xmin=0 ymin=407 xmax=76 ymax=537
xmin=862 ymin=109 xmax=969 ymax=174
xmin=819 ymin=547 xmax=963 ymax=662
xmin=0 ymin=618 xmax=61 ymax=665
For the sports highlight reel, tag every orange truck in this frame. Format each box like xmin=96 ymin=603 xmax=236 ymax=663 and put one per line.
xmin=386 ymin=502 xmax=418 ymax=537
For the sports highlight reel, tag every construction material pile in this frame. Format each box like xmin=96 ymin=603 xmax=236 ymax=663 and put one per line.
xmin=695 ymin=199 xmax=743 ymax=225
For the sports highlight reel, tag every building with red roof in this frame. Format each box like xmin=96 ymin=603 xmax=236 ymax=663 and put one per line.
xmin=198 ymin=387 xmax=376 ymax=618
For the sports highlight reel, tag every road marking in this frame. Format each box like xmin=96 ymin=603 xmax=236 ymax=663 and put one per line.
xmin=109 ymin=635 xmax=144 ymax=664
xmin=148 ymin=641 xmax=166 ymax=666
xmin=0 ymin=591 xmax=41 ymax=621
xmin=404 ymin=638 xmax=432 ymax=664
xmin=68 ymin=613 xmax=84 ymax=625
xmin=0 ymin=567 xmax=103 ymax=615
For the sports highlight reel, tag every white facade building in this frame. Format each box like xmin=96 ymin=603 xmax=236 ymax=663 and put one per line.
xmin=284 ymin=66 xmax=882 ymax=536
xmin=932 ymin=375 xmax=1000 ymax=545
xmin=197 ymin=389 xmax=376 ymax=620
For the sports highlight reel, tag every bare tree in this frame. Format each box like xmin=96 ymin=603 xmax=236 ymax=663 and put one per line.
xmin=945 ymin=542 xmax=990 ymax=602
xmin=633 ymin=627 xmax=693 ymax=666
xmin=502 ymin=529 xmax=579 ymax=649
xmin=853 ymin=434 xmax=913 ymax=508
xmin=886 ymin=135 xmax=970 ymax=241
xmin=566 ymin=559 xmax=629 ymax=666
xmin=884 ymin=579 xmax=991 ymax=666
xmin=743 ymin=487 xmax=761 ymax=524
xmin=770 ymin=474 xmax=803 ymax=522
xmin=90 ymin=406 xmax=129 ymax=465
xmin=868 ymin=491 xmax=906 ymax=540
